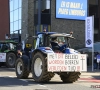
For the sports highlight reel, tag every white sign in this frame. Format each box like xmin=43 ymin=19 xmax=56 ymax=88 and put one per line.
xmin=47 ymin=53 xmax=87 ymax=72
xmin=0 ymin=53 xmax=6 ymax=62
xmin=85 ymin=16 xmax=94 ymax=47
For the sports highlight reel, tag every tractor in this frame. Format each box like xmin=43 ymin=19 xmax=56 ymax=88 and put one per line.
xmin=15 ymin=31 xmax=87 ymax=83
xmin=0 ymin=40 xmax=19 ymax=68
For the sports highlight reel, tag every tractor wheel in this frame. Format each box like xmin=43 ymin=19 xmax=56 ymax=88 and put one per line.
xmin=60 ymin=72 xmax=81 ymax=83
xmin=15 ymin=58 xmax=30 ymax=79
xmin=6 ymin=53 xmax=16 ymax=68
xmin=32 ymin=52 xmax=55 ymax=82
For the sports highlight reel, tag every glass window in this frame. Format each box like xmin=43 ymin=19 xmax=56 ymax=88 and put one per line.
xmin=14 ymin=9 xmax=18 ymax=21
xmin=14 ymin=21 xmax=18 ymax=31
xmin=19 ymin=8 xmax=21 ymax=19
xmin=18 ymin=20 xmax=21 ymax=30
xmin=10 ymin=22 xmax=13 ymax=33
xmin=14 ymin=0 xmax=18 ymax=10
xmin=10 ymin=12 xmax=13 ymax=23
xmin=10 ymin=0 xmax=13 ymax=11
xmin=19 ymin=0 xmax=22 ymax=7
xmin=10 ymin=0 xmax=22 ymax=34
xmin=46 ymin=0 xmax=50 ymax=9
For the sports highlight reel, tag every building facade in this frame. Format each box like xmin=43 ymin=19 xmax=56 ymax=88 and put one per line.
xmin=20 ymin=0 xmax=99 ymax=49
xmin=9 ymin=0 xmax=22 ymax=34
xmin=0 ymin=0 xmax=9 ymax=40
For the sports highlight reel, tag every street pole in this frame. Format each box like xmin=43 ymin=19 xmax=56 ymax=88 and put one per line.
xmin=92 ymin=15 xmax=94 ymax=71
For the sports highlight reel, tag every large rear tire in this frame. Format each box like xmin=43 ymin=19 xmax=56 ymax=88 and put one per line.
xmin=60 ymin=72 xmax=81 ymax=83
xmin=32 ymin=52 xmax=55 ymax=82
xmin=15 ymin=58 xmax=30 ymax=79
xmin=6 ymin=53 xmax=16 ymax=68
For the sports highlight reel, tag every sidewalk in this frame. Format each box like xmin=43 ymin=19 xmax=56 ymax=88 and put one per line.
xmin=80 ymin=66 xmax=100 ymax=79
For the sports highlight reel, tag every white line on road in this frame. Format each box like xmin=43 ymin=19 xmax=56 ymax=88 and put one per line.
xmin=38 ymin=84 xmax=47 ymax=87
xmin=20 ymin=79 xmax=28 ymax=82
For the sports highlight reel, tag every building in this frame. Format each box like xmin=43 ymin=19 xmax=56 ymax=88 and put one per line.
xmin=20 ymin=0 xmax=99 ymax=49
xmin=8 ymin=0 xmax=100 ymax=48
xmin=0 ymin=0 xmax=9 ymax=40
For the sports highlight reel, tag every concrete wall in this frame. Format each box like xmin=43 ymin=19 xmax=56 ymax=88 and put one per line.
xmin=21 ymin=0 xmax=34 ymax=43
xmin=51 ymin=0 xmax=85 ymax=48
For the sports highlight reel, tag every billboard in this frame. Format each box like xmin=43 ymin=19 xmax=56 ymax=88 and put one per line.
xmin=56 ymin=0 xmax=87 ymax=20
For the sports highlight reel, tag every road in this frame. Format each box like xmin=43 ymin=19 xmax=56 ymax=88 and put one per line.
xmin=0 ymin=67 xmax=100 ymax=90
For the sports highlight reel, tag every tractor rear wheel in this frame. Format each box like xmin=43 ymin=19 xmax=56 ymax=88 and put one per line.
xmin=15 ymin=58 xmax=30 ymax=79
xmin=32 ymin=52 xmax=55 ymax=82
xmin=60 ymin=72 xmax=81 ymax=83
xmin=6 ymin=53 xmax=16 ymax=68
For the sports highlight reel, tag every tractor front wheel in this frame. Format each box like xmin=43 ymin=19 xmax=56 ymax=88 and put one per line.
xmin=15 ymin=58 xmax=30 ymax=79
xmin=32 ymin=52 xmax=55 ymax=82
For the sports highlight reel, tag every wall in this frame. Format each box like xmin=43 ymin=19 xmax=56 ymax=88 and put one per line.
xmin=51 ymin=0 xmax=86 ymax=48
xmin=0 ymin=0 xmax=9 ymax=40
xmin=21 ymin=0 xmax=34 ymax=43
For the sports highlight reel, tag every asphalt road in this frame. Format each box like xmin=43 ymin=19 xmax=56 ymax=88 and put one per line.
xmin=0 ymin=67 xmax=100 ymax=90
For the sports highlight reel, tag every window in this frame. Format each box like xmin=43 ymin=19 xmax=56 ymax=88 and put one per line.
xmin=10 ymin=0 xmax=13 ymax=11
xmin=9 ymin=0 xmax=22 ymax=34
xmin=14 ymin=0 xmax=18 ymax=10
xmin=18 ymin=20 xmax=21 ymax=29
xmin=14 ymin=21 xmax=18 ymax=31
xmin=10 ymin=12 xmax=13 ymax=22
xmin=10 ymin=22 xmax=13 ymax=33
xmin=14 ymin=10 xmax=18 ymax=21
xmin=19 ymin=8 xmax=21 ymax=19
xmin=19 ymin=0 xmax=22 ymax=8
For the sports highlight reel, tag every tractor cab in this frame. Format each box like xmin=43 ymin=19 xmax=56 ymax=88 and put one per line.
xmin=35 ymin=31 xmax=75 ymax=53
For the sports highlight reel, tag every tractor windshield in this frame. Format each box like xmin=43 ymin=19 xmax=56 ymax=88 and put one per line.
xmin=0 ymin=42 xmax=17 ymax=52
xmin=56 ymin=37 xmax=66 ymax=45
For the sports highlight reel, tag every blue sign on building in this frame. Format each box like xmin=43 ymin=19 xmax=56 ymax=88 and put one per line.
xmin=56 ymin=0 xmax=87 ymax=20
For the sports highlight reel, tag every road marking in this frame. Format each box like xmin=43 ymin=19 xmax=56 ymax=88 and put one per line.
xmin=38 ymin=84 xmax=47 ymax=87
xmin=20 ymin=79 xmax=28 ymax=82
xmin=79 ymin=78 xmax=100 ymax=83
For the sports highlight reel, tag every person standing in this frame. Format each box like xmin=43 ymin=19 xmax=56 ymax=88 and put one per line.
xmin=94 ymin=52 xmax=98 ymax=69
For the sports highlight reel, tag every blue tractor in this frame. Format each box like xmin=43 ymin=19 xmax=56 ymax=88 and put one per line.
xmin=15 ymin=31 xmax=81 ymax=83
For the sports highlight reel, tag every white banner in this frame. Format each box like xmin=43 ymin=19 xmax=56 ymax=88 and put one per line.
xmin=85 ymin=16 xmax=94 ymax=47
xmin=47 ymin=53 xmax=87 ymax=72
xmin=0 ymin=53 xmax=6 ymax=62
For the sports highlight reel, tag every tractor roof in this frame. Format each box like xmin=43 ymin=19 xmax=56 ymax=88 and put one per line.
xmin=50 ymin=33 xmax=75 ymax=39
xmin=37 ymin=32 xmax=57 ymax=35
xmin=0 ymin=39 xmax=18 ymax=43
xmin=37 ymin=31 xmax=75 ymax=39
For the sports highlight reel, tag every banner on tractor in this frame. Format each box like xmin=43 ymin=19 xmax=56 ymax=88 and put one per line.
xmin=0 ymin=53 xmax=6 ymax=62
xmin=47 ymin=53 xmax=87 ymax=72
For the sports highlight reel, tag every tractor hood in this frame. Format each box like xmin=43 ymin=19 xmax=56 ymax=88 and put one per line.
xmin=37 ymin=47 xmax=54 ymax=53
xmin=65 ymin=48 xmax=80 ymax=54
